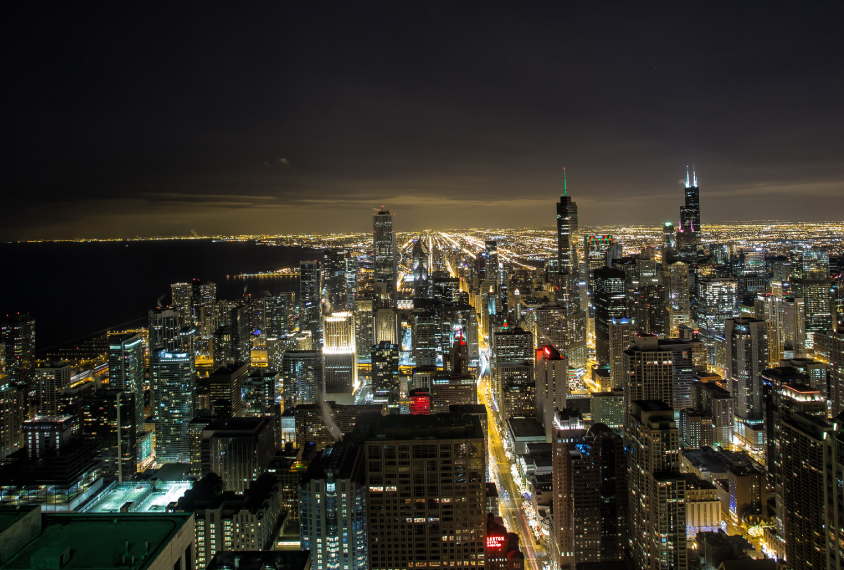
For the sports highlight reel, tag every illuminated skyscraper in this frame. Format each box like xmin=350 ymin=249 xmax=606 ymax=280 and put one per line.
xmin=790 ymin=247 xmax=832 ymax=351
xmin=1 ymin=314 xmax=35 ymax=388
xmin=535 ymin=345 xmax=567 ymax=440
xmin=662 ymin=222 xmax=676 ymax=250
xmin=371 ymin=341 xmax=399 ymax=405
xmin=556 ymin=178 xmax=579 ymax=276
xmin=345 ymin=251 xmax=358 ymax=310
xmin=593 ymin=267 xmax=627 ymax=366
xmin=664 ymin=262 xmax=691 ymax=336
xmin=608 ymin=317 xmax=633 ymax=389
xmin=208 ymin=363 xmax=246 ymax=417
xmin=373 ymin=209 xmax=397 ymax=306
xmin=229 ymin=302 xmax=252 ymax=364
xmin=626 ymin=400 xmax=687 ymax=570
xmin=263 ymin=292 xmax=296 ymax=338
xmin=152 ymin=349 xmax=195 ymax=464
xmin=677 ymin=166 xmax=701 ymax=251
xmin=109 ymin=332 xmax=146 ymax=435
xmin=282 ymin=350 xmax=323 ymax=408
xmin=300 ymin=260 xmax=323 ymax=348
xmin=694 ymin=277 xmax=738 ymax=335
xmin=171 ymin=282 xmax=193 ymax=326
xmin=0 ymin=375 xmax=24 ymax=459
xmin=411 ymin=239 xmax=430 ymax=299
xmin=353 ymin=297 xmax=375 ymax=361
xmin=363 ymin=413 xmax=486 ymax=570
xmin=33 ymin=361 xmax=70 ymax=416
xmin=323 ymin=249 xmax=349 ymax=312
xmin=323 ymin=312 xmax=357 ymax=397
xmin=148 ymin=307 xmax=180 ymax=351
xmin=725 ymin=318 xmax=768 ymax=421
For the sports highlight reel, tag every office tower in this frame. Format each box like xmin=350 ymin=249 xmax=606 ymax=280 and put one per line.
xmin=33 ymin=361 xmax=70 ymax=416
xmin=555 ymin=418 xmax=627 ymax=566
xmin=690 ymin=381 xmax=733 ymax=447
xmin=171 ymin=282 xmax=193 ymax=326
xmin=825 ymin=415 xmax=844 ymax=568
xmin=725 ymin=318 xmax=768 ymax=422
xmin=293 ymin=402 xmax=381 ymax=451
xmin=373 ymin=209 xmax=397 ymax=306
xmin=412 ymin=239 xmax=430 ymax=299
xmin=791 ymin=247 xmax=833 ymax=353
xmin=556 ymin=186 xmax=579 ymax=276
xmin=827 ymin=326 xmax=844 ymax=416
xmin=0 ymin=375 xmax=24 ymax=459
xmin=323 ymin=312 xmax=358 ymax=397
xmin=300 ymin=260 xmax=323 ymax=348
xmin=228 ymin=302 xmax=252 ymax=364
xmin=192 ymin=279 xmax=217 ymax=330
xmin=323 ymin=249 xmax=349 ymax=311
xmin=263 ymin=292 xmax=295 ymax=338
xmin=551 ymin=409 xmax=588 ymax=568
xmin=201 ymin=417 xmax=275 ymax=493
xmin=353 ymin=297 xmax=375 ymax=360
xmin=593 ymin=268 xmax=627 ymax=366
xmin=149 ymin=307 xmax=180 ymax=351
xmin=584 ymin=235 xmax=614 ymax=274
xmin=179 ymin=473 xmax=282 ymax=567
xmin=534 ymin=304 xmax=565 ymax=349
xmin=663 ymin=222 xmax=676 ymax=250
xmin=152 ymin=349 xmax=195 ymax=464
xmin=345 ymin=252 xmax=358 ymax=310
xmin=299 ymin=441 xmax=368 ymax=570
xmin=432 ymin=276 xmax=460 ymax=304
xmin=240 ymin=368 xmax=278 ymax=418
xmin=608 ymin=318 xmax=633 ymax=389
xmin=1 ymin=314 xmax=35 ymax=387
xmin=363 ymin=413 xmax=486 ymax=570
xmin=373 ymin=307 xmax=400 ymax=345
xmin=676 ymin=167 xmax=701 ymax=251
xmin=431 ymin=372 xmax=477 ymax=414
xmin=664 ymin=262 xmax=691 ymax=336
xmin=108 ymin=332 xmax=146 ymax=434
xmin=492 ymin=327 xmax=533 ymax=408
xmin=282 ymin=350 xmax=323 ymax=409
xmin=694 ymin=277 xmax=738 ymax=335
xmin=661 ymin=337 xmax=707 ymax=412
xmin=780 ymin=297 xmax=807 ymax=359
xmin=208 ymin=363 xmax=247 ymax=417
xmin=371 ymin=341 xmax=399 ymax=405
xmin=535 ymin=346 xmax=567 ymax=439
xmin=627 ymin=400 xmax=687 ymax=570
xmin=212 ymin=326 xmax=232 ymax=368
xmin=780 ymin=412 xmax=832 ymax=570
xmin=81 ymin=386 xmax=137 ymax=481
xmin=414 ymin=312 xmax=438 ymax=368
xmin=623 ymin=334 xmax=674 ymax=415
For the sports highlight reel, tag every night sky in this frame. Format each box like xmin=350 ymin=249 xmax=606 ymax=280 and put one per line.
xmin=2 ymin=3 xmax=843 ymax=240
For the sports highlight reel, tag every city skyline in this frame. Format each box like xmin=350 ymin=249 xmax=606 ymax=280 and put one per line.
xmin=2 ymin=4 xmax=844 ymax=240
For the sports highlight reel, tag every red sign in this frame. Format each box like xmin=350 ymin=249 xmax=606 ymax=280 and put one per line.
xmin=487 ymin=535 xmax=505 ymax=550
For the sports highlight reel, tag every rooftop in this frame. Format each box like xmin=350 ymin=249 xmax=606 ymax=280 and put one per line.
xmin=2 ymin=513 xmax=192 ymax=570
xmin=81 ymin=481 xmax=193 ymax=514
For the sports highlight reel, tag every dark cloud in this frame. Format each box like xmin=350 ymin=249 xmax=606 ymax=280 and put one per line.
xmin=1 ymin=3 xmax=843 ymax=240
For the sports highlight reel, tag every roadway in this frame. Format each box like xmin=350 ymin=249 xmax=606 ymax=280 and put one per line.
xmin=476 ymin=335 xmax=548 ymax=570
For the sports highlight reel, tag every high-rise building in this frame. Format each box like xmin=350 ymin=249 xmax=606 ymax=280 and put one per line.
xmin=824 ymin=413 xmax=844 ymax=569
xmin=263 ymin=292 xmax=296 ymax=338
xmin=241 ymin=368 xmax=279 ymax=418
xmin=373 ymin=209 xmax=397 ymax=306
xmin=608 ymin=317 xmax=633 ymax=389
xmin=492 ymin=327 xmax=533 ymax=408
xmin=33 ymin=361 xmax=70 ymax=416
xmin=152 ymin=349 xmax=195 ymax=464
xmin=363 ymin=413 xmax=486 ymax=569
xmin=108 ymin=332 xmax=146 ymax=435
xmin=201 ymin=416 xmax=276 ymax=493
xmin=412 ymin=239 xmax=430 ymax=299
xmin=374 ymin=307 xmax=400 ymax=345
xmin=299 ymin=441 xmax=368 ymax=570
xmin=300 ymin=260 xmax=323 ymax=348
xmin=622 ymin=334 xmax=673 ymax=416
xmin=664 ymin=262 xmax=691 ymax=336
xmin=323 ymin=312 xmax=357 ymax=397
xmin=371 ymin=341 xmax=399 ymax=405
xmin=725 ymin=318 xmax=768 ymax=421
xmin=694 ymin=278 xmax=738 ymax=336
xmin=626 ymin=400 xmax=687 ymax=570
xmin=827 ymin=325 xmax=844 ymax=416
xmin=282 ymin=350 xmax=323 ymax=408
xmin=690 ymin=381 xmax=733 ymax=447
xmin=780 ymin=411 xmax=832 ymax=570
xmin=80 ymin=386 xmax=137 ymax=481
xmin=0 ymin=375 xmax=24 ymax=459
xmin=323 ymin=249 xmax=349 ymax=312
xmin=171 ymin=282 xmax=193 ymax=326
xmin=293 ymin=402 xmax=381 ymax=451
xmin=229 ymin=302 xmax=252 ymax=364
xmin=149 ymin=307 xmax=180 ymax=351
xmin=353 ymin=297 xmax=375 ymax=361
xmin=677 ymin=167 xmax=701 ymax=251
xmin=1 ymin=314 xmax=35 ymax=388
xmin=208 ymin=363 xmax=247 ymax=417
xmin=535 ymin=345 xmax=567 ymax=440
xmin=345 ymin=252 xmax=358 ymax=310
xmin=790 ymin=248 xmax=833 ymax=352
xmin=593 ymin=267 xmax=627 ymax=366
xmin=413 ymin=312 xmax=438 ymax=368
xmin=556 ymin=186 xmax=579 ymax=276
xmin=663 ymin=222 xmax=676 ymax=250
xmin=551 ymin=408 xmax=587 ymax=568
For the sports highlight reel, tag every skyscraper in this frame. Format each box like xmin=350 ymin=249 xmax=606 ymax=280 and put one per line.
xmin=300 ymin=260 xmax=323 ymax=348
xmin=626 ymin=400 xmax=687 ymax=570
xmin=556 ymin=181 xmax=579 ymax=276
xmin=664 ymin=262 xmax=691 ymax=336
xmin=535 ymin=345 xmax=567 ymax=439
xmin=363 ymin=413 xmax=486 ymax=570
xmin=1 ymin=314 xmax=35 ymax=388
xmin=677 ymin=166 xmax=701 ymax=251
xmin=299 ymin=441 xmax=368 ymax=570
xmin=33 ymin=361 xmax=70 ymax=416
xmin=593 ymin=267 xmax=627 ymax=366
xmin=371 ymin=341 xmax=399 ymax=405
xmin=263 ymin=292 xmax=296 ymax=338
xmin=323 ymin=312 xmax=357 ymax=397
xmin=725 ymin=318 xmax=768 ymax=421
xmin=323 ymin=249 xmax=349 ymax=312
xmin=108 ymin=332 xmax=146 ymax=435
xmin=282 ymin=350 xmax=323 ymax=408
xmin=152 ymin=349 xmax=195 ymax=464
xmin=694 ymin=277 xmax=738 ymax=335
xmin=208 ymin=363 xmax=247 ymax=417
xmin=412 ymin=239 xmax=430 ymax=299
xmin=373 ymin=209 xmax=397 ymax=306
xmin=171 ymin=282 xmax=193 ymax=326
xmin=149 ymin=307 xmax=180 ymax=351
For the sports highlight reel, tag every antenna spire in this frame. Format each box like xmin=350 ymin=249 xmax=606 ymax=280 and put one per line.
xmin=564 ymin=167 xmax=567 ymax=196
xmin=685 ymin=166 xmax=690 ymax=188
xmin=693 ymin=165 xmax=697 ymax=187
